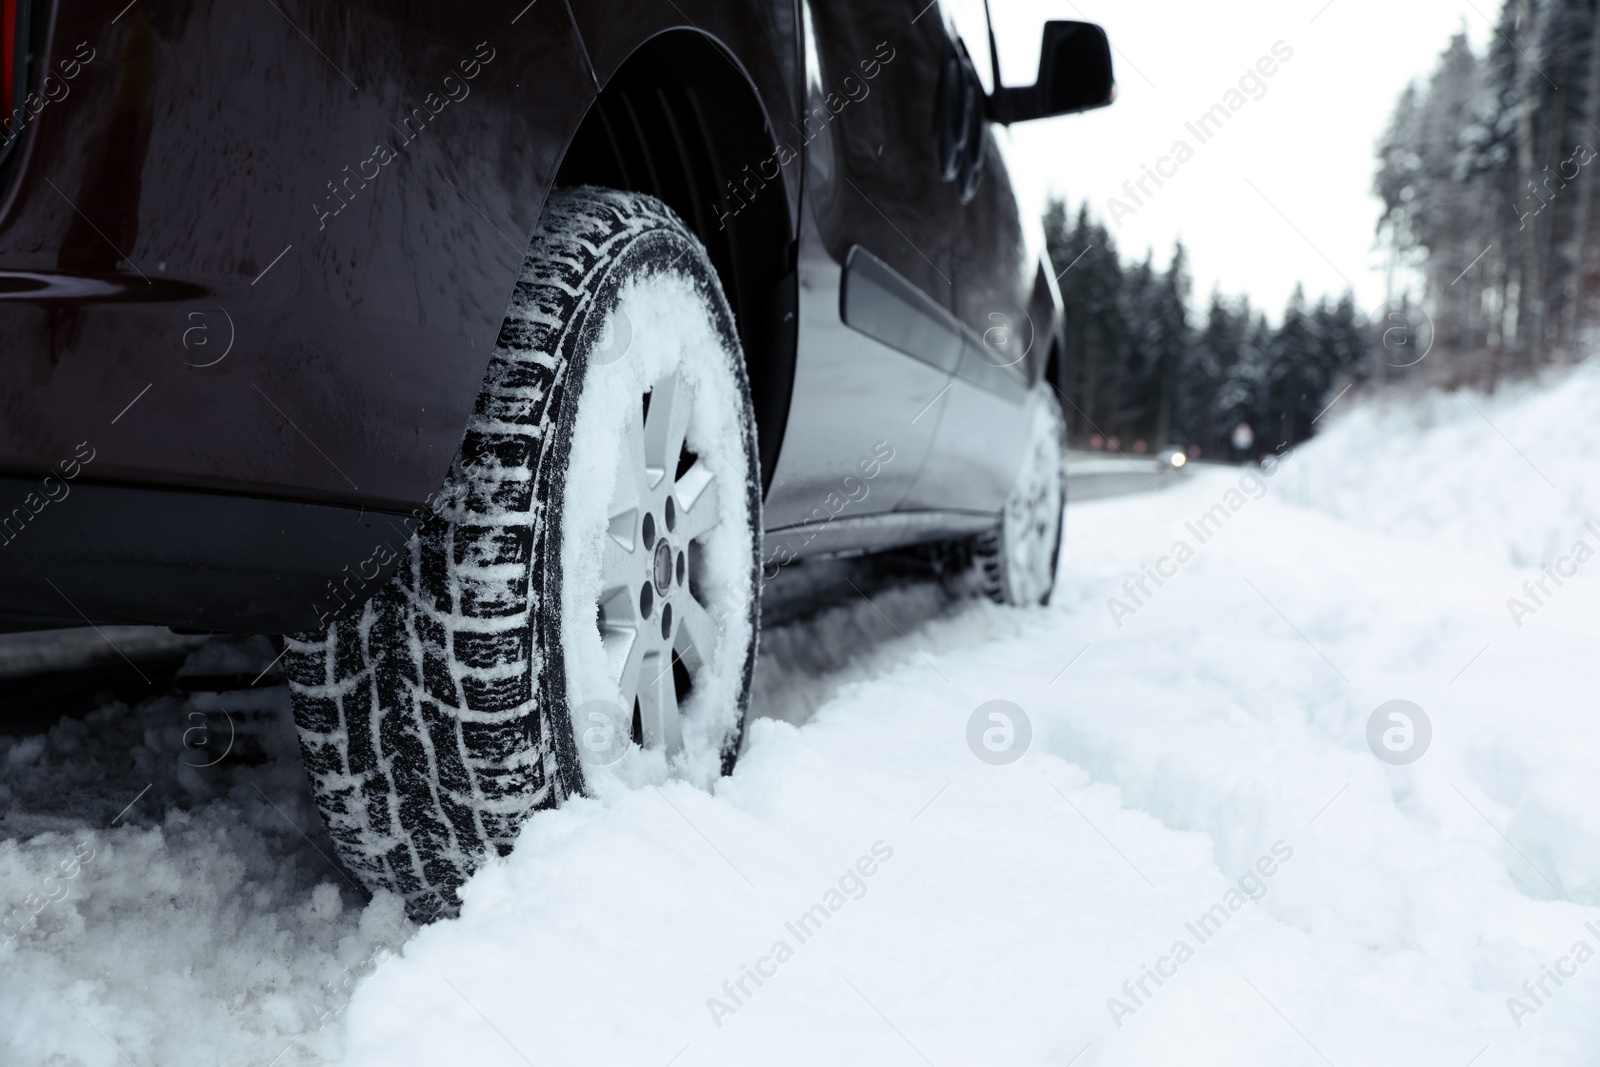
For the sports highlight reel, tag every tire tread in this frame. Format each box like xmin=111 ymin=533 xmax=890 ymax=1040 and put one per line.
xmin=288 ymin=188 xmax=702 ymax=920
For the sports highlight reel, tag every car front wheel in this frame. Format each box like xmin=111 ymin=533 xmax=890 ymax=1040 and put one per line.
xmin=284 ymin=187 xmax=762 ymax=922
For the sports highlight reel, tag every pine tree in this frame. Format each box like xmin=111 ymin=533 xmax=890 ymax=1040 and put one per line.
xmin=1119 ymin=252 xmax=1162 ymax=446
xmin=1152 ymin=243 xmax=1193 ymax=446
xmin=1266 ymin=287 xmax=1315 ymax=446
xmin=1187 ymin=290 xmax=1252 ymax=456
xmin=1043 ymin=199 xmax=1374 ymax=456
xmin=1216 ymin=311 xmax=1275 ymax=458
xmin=1372 ymin=0 xmax=1600 ymax=377
xmin=1045 ymin=201 xmax=1128 ymax=438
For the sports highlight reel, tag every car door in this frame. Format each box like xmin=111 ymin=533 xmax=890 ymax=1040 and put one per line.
xmin=760 ymin=0 xmax=967 ymax=558
xmin=899 ymin=3 xmax=1046 ymax=519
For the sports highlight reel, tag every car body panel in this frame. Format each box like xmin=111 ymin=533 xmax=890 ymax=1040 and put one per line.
xmin=760 ymin=0 xmax=949 ymax=541
xmin=0 ymin=472 xmax=411 ymax=632
xmin=0 ymin=0 xmax=1071 ymax=632
xmin=0 ymin=0 xmax=590 ymax=510
xmin=762 ymin=0 xmax=1054 ymax=558
xmin=904 ymin=123 xmax=1059 ymax=515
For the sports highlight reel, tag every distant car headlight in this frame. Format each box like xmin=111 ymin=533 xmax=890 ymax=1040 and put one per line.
xmin=1170 ymin=453 xmax=1186 ymax=468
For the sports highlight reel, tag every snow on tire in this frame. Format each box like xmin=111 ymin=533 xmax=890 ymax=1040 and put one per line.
xmin=283 ymin=187 xmax=762 ymax=922
xmin=974 ymin=385 xmax=1066 ymax=606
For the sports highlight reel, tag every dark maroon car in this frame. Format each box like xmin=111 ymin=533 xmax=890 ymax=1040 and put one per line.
xmin=0 ymin=0 xmax=1112 ymax=919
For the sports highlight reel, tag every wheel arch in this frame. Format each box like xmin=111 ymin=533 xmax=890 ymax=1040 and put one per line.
xmin=555 ymin=29 xmax=797 ymax=495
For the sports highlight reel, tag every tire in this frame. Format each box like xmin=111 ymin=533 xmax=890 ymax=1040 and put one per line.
xmin=973 ymin=384 xmax=1066 ymax=606
xmin=284 ymin=187 xmax=762 ymax=922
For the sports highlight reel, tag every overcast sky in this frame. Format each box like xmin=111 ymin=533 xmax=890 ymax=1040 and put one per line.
xmin=980 ymin=0 xmax=1494 ymax=320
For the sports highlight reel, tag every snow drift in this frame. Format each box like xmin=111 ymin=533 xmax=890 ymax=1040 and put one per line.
xmin=4 ymin=362 xmax=1600 ymax=1066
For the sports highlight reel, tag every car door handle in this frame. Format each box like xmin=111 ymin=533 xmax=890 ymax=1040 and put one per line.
xmin=839 ymin=245 xmax=962 ymax=374
xmin=840 ymin=246 xmax=1025 ymax=402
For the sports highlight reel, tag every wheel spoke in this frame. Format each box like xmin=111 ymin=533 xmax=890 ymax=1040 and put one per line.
xmin=643 ymin=370 xmax=692 ymax=490
xmin=673 ymin=460 xmax=720 ymax=542
xmin=602 ymin=575 xmax=643 ymax=686
xmin=636 ymin=650 xmax=683 ymax=754
xmin=674 ymin=594 xmax=719 ymax=674
xmin=612 ymin=612 xmax=646 ymax=709
xmin=601 ymin=511 xmax=637 ymax=589
xmin=616 ymin=407 xmax=650 ymax=502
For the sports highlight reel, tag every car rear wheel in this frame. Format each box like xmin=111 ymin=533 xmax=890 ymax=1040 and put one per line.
xmin=284 ymin=187 xmax=762 ymax=922
xmin=973 ymin=385 xmax=1066 ymax=606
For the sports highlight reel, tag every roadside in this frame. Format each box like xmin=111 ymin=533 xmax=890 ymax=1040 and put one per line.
xmin=1067 ymin=448 xmax=1192 ymax=502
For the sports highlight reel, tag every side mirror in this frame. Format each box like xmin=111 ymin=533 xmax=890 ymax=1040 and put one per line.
xmin=988 ymin=21 xmax=1115 ymax=125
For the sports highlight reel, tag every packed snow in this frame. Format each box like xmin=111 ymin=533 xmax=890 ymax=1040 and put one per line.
xmin=3 ymin=367 xmax=1600 ymax=1066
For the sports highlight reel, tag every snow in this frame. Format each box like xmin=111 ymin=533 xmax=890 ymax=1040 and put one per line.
xmin=5 ymin=363 xmax=1600 ymax=1065
xmin=560 ymin=270 xmax=757 ymax=792
xmin=0 ymin=686 xmax=412 ymax=1067
xmin=1277 ymin=362 xmax=1600 ymax=568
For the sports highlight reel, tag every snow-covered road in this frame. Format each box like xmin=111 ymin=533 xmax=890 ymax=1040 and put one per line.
xmin=4 ymin=368 xmax=1600 ymax=1066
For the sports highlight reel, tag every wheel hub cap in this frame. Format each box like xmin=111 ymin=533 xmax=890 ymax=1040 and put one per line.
xmin=653 ymin=538 xmax=674 ymax=596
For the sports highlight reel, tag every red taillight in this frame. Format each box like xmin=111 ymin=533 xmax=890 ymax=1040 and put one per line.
xmin=1 ymin=0 xmax=14 ymax=117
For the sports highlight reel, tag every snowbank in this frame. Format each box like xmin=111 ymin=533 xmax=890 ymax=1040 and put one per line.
xmin=1278 ymin=360 xmax=1600 ymax=568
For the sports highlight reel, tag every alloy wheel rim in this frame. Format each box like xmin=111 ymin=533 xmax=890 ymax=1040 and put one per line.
xmin=595 ymin=364 xmax=724 ymax=756
xmin=1006 ymin=423 xmax=1063 ymax=602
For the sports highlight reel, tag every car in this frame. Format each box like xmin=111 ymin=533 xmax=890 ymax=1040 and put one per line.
xmin=0 ymin=0 xmax=1113 ymax=920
